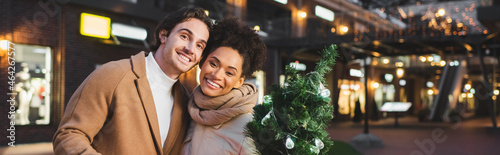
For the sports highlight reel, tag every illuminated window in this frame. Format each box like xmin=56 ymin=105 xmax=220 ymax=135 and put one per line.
xmin=11 ymin=44 xmax=52 ymax=125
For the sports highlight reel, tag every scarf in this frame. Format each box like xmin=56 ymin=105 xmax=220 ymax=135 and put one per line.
xmin=188 ymin=82 xmax=258 ymax=126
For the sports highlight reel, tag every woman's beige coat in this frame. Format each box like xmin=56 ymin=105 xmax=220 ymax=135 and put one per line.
xmin=182 ymin=113 xmax=256 ymax=155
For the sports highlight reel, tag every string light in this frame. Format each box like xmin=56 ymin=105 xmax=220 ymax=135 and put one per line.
xmin=436 ymin=8 xmax=445 ymax=17
xmin=384 ymin=1 xmax=484 ymax=40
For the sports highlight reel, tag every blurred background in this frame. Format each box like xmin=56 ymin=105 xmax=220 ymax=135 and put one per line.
xmin=1 ymin=0 xmax=499 ymax=154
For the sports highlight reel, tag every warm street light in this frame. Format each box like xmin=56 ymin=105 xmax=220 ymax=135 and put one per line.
xmin=299 ymin=11 xmax=307 ymax=18
xmin=341 ymin=26 xmax=349 ymax=33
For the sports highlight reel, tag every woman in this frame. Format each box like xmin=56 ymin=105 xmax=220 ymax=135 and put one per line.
xmin=182 ymin=17 xmax=267 ymax=155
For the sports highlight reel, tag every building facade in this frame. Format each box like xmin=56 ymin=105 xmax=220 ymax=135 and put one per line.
xmin=2 ymin=0 xmax=498 ymax=145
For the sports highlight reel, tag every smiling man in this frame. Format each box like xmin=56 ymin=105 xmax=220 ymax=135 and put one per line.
xmin=53 ymin=7 xmax=212 ymax=155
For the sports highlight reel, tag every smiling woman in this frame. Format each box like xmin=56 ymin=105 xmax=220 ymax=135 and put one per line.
xmin=182 ymin=17 xmax=267 ymax=155
xmin=199 ymin=46 xmax=245 ymax=97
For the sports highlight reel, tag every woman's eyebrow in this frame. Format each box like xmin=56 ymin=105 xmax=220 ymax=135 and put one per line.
xmin=210 ymin=56 xmax=239 ymax=73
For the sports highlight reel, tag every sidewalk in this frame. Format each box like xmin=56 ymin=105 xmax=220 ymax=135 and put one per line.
xmin=1 ymin=116 xmax=499 ymax=155
xmin=0 ymin=142 xmax=53 ymax=155
xmin=327 ymin=116 xmax=500 ymax=155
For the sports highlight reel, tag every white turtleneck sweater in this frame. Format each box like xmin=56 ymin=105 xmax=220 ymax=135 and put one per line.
xmin=145 ymin=52 xmax=176 ymax=147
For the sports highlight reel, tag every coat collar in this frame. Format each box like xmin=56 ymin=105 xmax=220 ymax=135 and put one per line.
xmin=131 ymin=51 xmax=189 ymax=155
xmin=131 ymin=52 xmax=162 ymax=154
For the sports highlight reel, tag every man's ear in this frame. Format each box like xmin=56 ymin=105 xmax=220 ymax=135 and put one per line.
xmin=159 ymin=29 xmax=168 ymax=44
xmin=233 ymin=76 xmax=245 ymax=89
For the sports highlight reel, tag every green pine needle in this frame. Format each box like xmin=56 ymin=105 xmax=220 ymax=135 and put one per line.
xmin=246 ymin=44 xmax=339 ymax=155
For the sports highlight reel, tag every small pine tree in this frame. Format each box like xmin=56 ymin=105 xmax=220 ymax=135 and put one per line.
xmin=246 ymin=44 xmax=339 ymax=155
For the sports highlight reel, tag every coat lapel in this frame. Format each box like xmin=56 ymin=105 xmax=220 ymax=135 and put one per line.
xmin=131 ymin=52 xmax=163 ymax=154
xmin=163 ymin=82 xmax=188 ymax=154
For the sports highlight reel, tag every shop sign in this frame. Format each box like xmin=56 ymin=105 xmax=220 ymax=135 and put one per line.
xmin=315 ymin=5 xmax=334 ymax=22
xmin=80 ymin=13 xmax=111 ymax=39
xmin=380 ymin=102 xmax=412 ymax=112
xmin=111 ymin=23 xmax=147 ymax=40
xmin=349 ymin=69 xmax=363 ymax=77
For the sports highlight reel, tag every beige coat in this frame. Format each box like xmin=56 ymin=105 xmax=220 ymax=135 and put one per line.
xmin=182 ymin=113 xmax=256 ymax=155
xmin=53 ymin=52 xmax=190 ymax=155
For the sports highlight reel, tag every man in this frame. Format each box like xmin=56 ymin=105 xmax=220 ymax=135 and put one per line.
xmin=53 ymin=7 xmax=212 ymax=155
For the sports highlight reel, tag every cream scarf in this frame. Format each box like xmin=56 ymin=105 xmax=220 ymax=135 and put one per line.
xmin=188 ymin=83 xmax=258 ymax=126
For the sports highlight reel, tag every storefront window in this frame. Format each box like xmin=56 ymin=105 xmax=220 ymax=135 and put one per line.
xmin=338 ymin=79 xmax=365 ymax=117
xmin=11 ymin=44 xmax=52 ymax=125
xmin=374 ymin=84 xmax=395 ymax=109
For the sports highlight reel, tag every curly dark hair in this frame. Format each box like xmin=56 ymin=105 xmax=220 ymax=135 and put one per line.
xmin=200 ymin=18 xmax=267 ymax=78
xmin=150 ymin=7 xmax=213 ymax=52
